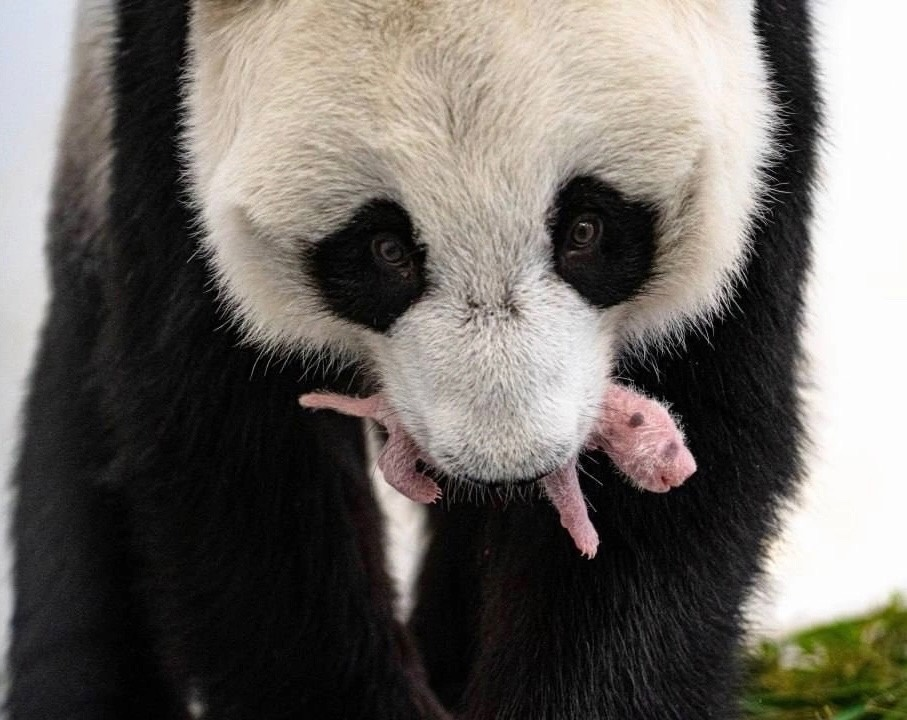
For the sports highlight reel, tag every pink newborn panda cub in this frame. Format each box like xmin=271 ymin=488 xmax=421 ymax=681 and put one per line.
xmin=299 ymin=383 xmax=696 ymax=558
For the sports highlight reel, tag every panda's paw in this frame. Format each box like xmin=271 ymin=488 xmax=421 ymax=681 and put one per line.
xmin=400 ymin=474 xmax=443 ymax=504
xmin=570 ymin=518 xmax=600 ymax=560
xmin=541 ymin=464 xmax=599 ymax=558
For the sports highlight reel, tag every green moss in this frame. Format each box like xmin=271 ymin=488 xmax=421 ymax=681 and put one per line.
xmin=743 ymin=597 xmax=907 ymax=719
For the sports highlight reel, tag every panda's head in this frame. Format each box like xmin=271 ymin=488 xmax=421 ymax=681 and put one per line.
xmin=184 ymin=0 xmax=775 ymax=485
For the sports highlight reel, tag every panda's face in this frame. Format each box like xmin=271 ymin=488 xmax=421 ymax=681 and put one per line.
xmin=185 ymin=0 xmax=775 ymax=484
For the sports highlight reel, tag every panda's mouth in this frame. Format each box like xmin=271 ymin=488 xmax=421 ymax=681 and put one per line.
xmin=415 ymin=461 xmax=554 ymax=489
xmin=298 ymin=386 xmax=696 ymax=559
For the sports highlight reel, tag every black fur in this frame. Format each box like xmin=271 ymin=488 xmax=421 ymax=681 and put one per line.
xmin=7 ymin=1 xmax=819 ymax=719
xmin=550 ymin=176 xmax=657 ymax=308
xmin=311 ymin=200 xmax=426 ymax=333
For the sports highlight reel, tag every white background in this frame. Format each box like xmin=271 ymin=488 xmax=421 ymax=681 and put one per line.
xmin=1 ymin=0 xmax=905 ymax=681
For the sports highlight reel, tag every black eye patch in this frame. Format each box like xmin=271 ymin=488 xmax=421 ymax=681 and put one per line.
xmin=549 ymin=176 xmax=657 ymax=309
xmin=308 ymin=200 xmax=426 ymax=333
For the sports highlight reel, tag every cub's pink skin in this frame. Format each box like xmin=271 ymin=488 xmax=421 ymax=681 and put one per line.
xmin=298 ymin=393 xmax=442 ymax=504
xmin=593 ymin=384 xmax=697 ymax=494
xmin=540 ymin=464 xmax=600 ymax=559
xmin=299 ymin=384 xmax=696 ymax=559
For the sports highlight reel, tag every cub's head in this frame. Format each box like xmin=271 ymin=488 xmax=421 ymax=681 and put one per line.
xmin=184 ymin=0 xmax=775 ymax=485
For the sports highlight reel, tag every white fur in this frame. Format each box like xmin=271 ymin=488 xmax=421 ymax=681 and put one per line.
xmin=60 ymin=0 xmax=115 ymax=249
xmin=184 ymin=0 xmax=776 ymax=481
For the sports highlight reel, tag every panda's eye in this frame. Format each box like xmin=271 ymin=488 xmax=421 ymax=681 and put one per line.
xmin=550 ymin=176 xmax=657 ymax=309
xmin=372 ymin=232 xmax=410 ymax=269
xmin=311 ymin=200 xmax=426 ymax=333
xmin=566 ymin=214 xmax=603 ymax=252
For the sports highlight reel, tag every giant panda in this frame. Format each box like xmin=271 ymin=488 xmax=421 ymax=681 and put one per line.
xmin=7 ymin=0 xmax=819 ymax=718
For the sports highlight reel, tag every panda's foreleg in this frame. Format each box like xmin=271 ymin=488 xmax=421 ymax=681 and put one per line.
xmin=8 ymin=271 xmax=186 ymax=720
xmin=409 ymin=503 xmax=488 ymax=711
xmin=106 ymin=360 xmax=451 ymax=719
xmin=98 ymin=0 xmax=451 ymax=712
xmin=453 ymin=494 xmax=751 ymax=720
